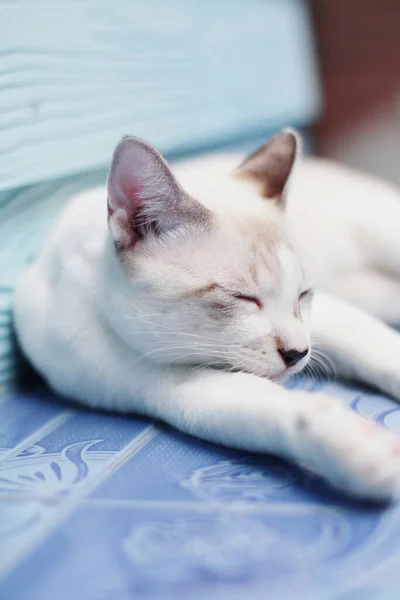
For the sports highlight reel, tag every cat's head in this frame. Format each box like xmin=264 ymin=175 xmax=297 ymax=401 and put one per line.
xmin=106 ymin=130 xmax=313 ymax=381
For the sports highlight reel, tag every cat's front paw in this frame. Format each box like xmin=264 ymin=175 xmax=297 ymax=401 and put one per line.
xmin=295 ymin=394 xmax=400 ymax=501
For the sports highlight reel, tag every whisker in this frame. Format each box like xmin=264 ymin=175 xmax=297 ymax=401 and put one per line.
xmin=311 ymin=349 xmax=336 ymax=380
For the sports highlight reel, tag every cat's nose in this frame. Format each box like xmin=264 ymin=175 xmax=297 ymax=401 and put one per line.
xmin=278 ymin=347 xmax=309 ymax=367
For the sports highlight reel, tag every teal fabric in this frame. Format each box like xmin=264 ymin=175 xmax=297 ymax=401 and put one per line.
xmin=1 ymin=379 xmax=400 ymax=598
xmin=0 ymin=169 xmax=107 ymax=387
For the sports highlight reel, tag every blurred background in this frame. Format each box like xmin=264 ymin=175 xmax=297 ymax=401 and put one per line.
xmin=0 ymin=0 xmax=400 ymax=387
xmin=311 ymin=0 xmax=400 ymax=185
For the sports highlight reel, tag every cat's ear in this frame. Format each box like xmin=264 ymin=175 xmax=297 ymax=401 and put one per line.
xmin=107 ymin=136 xmax=210 ymax=249
xmin=235 ymin=128 xmax=300 ymax=209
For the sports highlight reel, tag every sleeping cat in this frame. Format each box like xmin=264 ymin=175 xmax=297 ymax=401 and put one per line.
xmin=14 ymin=129 xmax=400 ymax=501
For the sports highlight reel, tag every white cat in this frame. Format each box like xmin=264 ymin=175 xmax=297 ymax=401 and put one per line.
xmin=14 ymin=129 xmax=400 ymax=501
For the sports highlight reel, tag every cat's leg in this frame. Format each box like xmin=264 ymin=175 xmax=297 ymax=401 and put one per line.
xmin=337 ymin=183 xmax=400 ymax=323
xmin=139 ymin=366 xmax=400 ymax=501
xmin=311 ymin=291 xmax=400 ymax=400
xmin=328 ymin=269 xmax=400 ymax=324
xmin=356 ymin=184 xmax=400 ymax=280
xmin=319 ymin=177 xmax=400 ymax=324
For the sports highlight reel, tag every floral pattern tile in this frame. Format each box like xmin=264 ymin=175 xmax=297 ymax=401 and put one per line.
xmin=1 ymin=378 xmax=400 ymax=599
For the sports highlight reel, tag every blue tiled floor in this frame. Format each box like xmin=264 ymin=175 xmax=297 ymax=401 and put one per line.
xmin=1 ymin=377 xmax=400 ymax=599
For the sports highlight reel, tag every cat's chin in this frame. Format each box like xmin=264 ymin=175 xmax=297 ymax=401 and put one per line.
xmin=269 ymin=370 xmax=291 ymax=384
xmin=210 ymin=363 xmax=291 ymax=383
xmin=271 ymin=361 xmax=310 ymax=383
xmin=208 ymin=358 xmax=308 ymax=382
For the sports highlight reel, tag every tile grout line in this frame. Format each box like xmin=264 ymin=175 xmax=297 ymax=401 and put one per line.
xmin=82 ymin=498 xmax=339 ymax=514
xmin=0 ymin=423 xmax=162 ymax=579
xmin=83 ymin=498 xmax=276 ymax=511
xmin=0 ymin=411 xmax=74 ymax=462
xmin=0 ymin=496 xmax=342 ymax=514
xmin=0 ymin=494 xmax=345 ymax=516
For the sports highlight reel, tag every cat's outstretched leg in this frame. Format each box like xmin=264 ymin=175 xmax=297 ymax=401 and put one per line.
xmin=331 ymin=179 xmax=400 ymax=324
xmin=311 ymin=291 xmax=400 ymax=400
xmin=144 ymin=367 xmax=400 ymax=501
xmin=328 ymin=269 xmax=400 ymax=325
xmin=355 ymin=181 xmax=400 ymax=281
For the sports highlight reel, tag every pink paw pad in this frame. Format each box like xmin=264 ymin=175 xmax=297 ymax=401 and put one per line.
xmin=390 ymin=442 xmax=400 ymax=456
xmin=314 ymin=397 xmax=336 ymax=413
xmin=360 ymin=421 xmax=379 ymax=436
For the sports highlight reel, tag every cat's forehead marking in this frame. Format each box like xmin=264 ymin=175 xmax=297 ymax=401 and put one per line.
xmin=248 ymin=262 xmax=258 ymax=284
xmin=238 ymin=216 xmax=286 ymax=285
xmin=181 ymin=282 xmax=219 ymax=298
xmin=235 ymin=215 xmax=281 ymax=243
xmin=245 ymin=221 xmax=302 ymax=300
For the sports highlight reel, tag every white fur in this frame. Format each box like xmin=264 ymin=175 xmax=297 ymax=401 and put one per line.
xmin=14 ymin=142 xmax=400 ymax=501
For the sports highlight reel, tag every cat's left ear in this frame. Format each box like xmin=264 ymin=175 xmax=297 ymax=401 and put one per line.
xmin=107 ymin=136 xmax=211 ymax=250
xmin=235 ymin=128 xmax=300 ymax=209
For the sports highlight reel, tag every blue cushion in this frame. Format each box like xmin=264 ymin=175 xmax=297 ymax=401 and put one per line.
xmin=0 ymin=377 xmax=399 ymax=598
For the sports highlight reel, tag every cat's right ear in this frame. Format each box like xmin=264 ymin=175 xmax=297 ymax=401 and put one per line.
xmin=107 ymin=136 xmax=210 ymax=250
xmin=234 ymin=128 xmax=300 ymax=209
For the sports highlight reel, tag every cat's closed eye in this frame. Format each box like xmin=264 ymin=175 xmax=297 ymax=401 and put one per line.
xmin=299 ymin=289 xmax=313 ymax=301
xmin=232 ymin=293 xmax=263 ymax=309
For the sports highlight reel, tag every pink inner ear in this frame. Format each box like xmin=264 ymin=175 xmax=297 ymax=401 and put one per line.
xmin=108 ymin=151 xmax=162 ymax=248
xmin=108 ymin=149 xmax=145 ymax=216
xmin=119 ymin=171 xmax=143 ymax=209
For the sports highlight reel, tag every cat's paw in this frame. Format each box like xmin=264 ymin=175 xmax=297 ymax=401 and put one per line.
xmin=295 ymin=393 xmax=400 ymax=501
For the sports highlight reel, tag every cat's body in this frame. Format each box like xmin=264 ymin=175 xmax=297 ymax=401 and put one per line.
xmin=14 ymin=131 xmax=400 ymax=500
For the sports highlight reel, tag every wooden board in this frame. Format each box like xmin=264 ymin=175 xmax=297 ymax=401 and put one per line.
xmin=0 ymin=0 xmax=319 ymax=191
